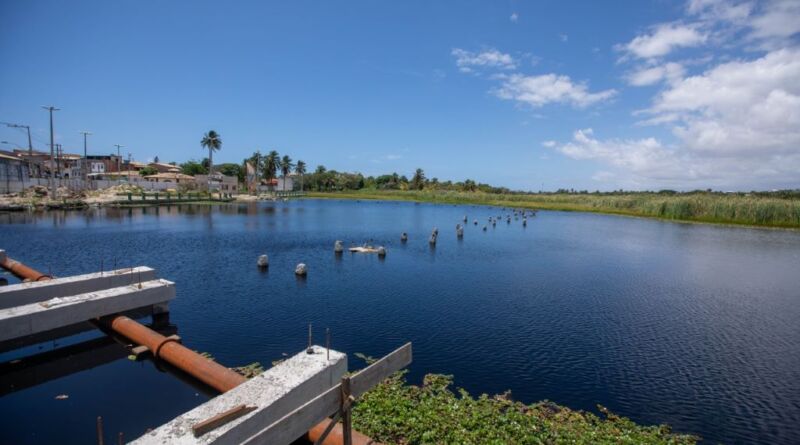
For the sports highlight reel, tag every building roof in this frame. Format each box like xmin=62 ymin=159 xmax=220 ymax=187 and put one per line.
xmin=0 ymin=153 xmax=22 ymax=162
xmin=144 ymin=173 xmax=195 ymax=181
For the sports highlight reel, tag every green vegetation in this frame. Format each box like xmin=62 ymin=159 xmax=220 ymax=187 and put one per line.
xmin=180 ymin=159 xmax=208 ymax=176
xmin=138 ymin=166 xmax=158 ymax=176
xmin=353 ymin=372 xmax=698 ymax=445
xmin=200 ymin=130 xmax=222 ymax=177
xmin=307 ymin=189 xmax=800 ymax=228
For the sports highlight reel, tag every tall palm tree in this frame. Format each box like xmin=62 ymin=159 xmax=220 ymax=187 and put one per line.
xmin=200 ymin=131 xmax=222 ymax=179
xmin=279 ymin=155 xmax=294 ymax=191
xmin=295 ymin=160 xmax=306 ymax=191
xmin=264 ymin=150 xmax=280 ymax=187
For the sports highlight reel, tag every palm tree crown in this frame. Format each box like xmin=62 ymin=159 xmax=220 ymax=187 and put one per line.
xmin=200 ymin=130 xmax=222 ymax=177
xmin=295 ymin=160 xmax=307 ymax=192
xmin=264 ymin=150 xmax=279 ymax=181
xmin=280 ymin=155 xmax=294 ymax=191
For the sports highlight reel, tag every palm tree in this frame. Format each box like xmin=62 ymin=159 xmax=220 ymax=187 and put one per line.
xmin=264 ymin=150 xmax=280 ymax=187
xmin=200 ymin=131 xmax=222 ymax=183
xmin=279 ymin=155 xmax=294 ymax=191
xmin=295 ymin=160 xmax=306 ymax=191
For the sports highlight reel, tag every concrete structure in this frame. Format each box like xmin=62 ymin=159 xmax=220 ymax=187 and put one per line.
xmin=0 ymin=266 xmax=156 ymax=309
xmin=144 ymin=172 xmax=196 ymax=184
xmin=132 ymin=345 xmax=347 ymax=444
xmin=195 ymin=174 xmax=238 ymax=193
xmin=0 ymin=279 xmax=175 ymax=343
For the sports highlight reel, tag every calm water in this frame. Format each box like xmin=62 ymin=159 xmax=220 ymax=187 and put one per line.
xmin=1 ymin=200 xmax=799 ymax=445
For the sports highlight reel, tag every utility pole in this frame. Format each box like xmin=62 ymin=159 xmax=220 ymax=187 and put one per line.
xmin=55 ymin=144 xmax=62 ymax=177
xmin=2 ymin=122 xmax=35 ymax=176
xmin=41 ymin=106 xmax=60 ymax=198
xmin=114 ymin=144 xmax=124 ymax=184
xmin=80 ymin=131 xmax=92 ymax=182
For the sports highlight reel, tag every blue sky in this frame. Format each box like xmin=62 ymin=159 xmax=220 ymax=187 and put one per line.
xmin=1 ymin=1 xmax=798 ymax=191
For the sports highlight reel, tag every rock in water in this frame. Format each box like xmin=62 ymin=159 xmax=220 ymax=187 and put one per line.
xmin=377 ymin=246 xmax=387 ymax=257
xmin=334 ymin=240 xmax=343 ymax=253
xmin=401 ymin=232 xmax=408 ymax=242
xmin=257 ymin=254 xmax=269 ymax=268
xmin=295 ymin=263 xmax=308 ymax=276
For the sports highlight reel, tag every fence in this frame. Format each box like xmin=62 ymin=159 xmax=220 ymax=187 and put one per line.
xmin=0 ymin=178 xmax=234 ymax=194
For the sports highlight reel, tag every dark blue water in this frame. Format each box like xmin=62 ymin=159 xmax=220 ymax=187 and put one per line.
xmin=1 ymin=200 xmax=799 ymax=444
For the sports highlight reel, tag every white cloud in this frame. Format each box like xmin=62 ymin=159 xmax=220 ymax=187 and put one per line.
xmin=626 ymin=62 xmax=685 ymax=86
xmin=687 ymin=0 xmax=753 ymax=23
xmin=548 ymin=127 xmax=800 ymax=188
xmin=559 ymin=34 xmax=569 ymax=42
xmin=542 ymin=140 xmax=557 ymax=148
xmin=748 ymin=0 xmax=800 ymax=41
xmin=493 ymin=73 xmax=617 ymax=108
xmin=510 ymin=12 xmax=518 ymax=23
xmin=647 ymin=48 xmax=800 ymax=155
xmin=451 ymin=48 xmax=516 ymax=73
xmin=619 ymin=23 xmax=707 ymax=59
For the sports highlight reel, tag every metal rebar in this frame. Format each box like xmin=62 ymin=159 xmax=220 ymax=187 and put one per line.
xmin=96 ymin=416 xmax=104 ymax=445
xmin=306 ymin=323 xmax=313 ymax=354
xmin=326 ymin=328 xmax=330 ymax=361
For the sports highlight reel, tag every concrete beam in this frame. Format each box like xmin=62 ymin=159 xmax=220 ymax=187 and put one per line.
xmin=0 ymin=279 xmax=175 ymax=343
xmin=131 ymin=345 xmax=347 ymax=445
xmin=0 ymin=266 xmax=157 ymax=309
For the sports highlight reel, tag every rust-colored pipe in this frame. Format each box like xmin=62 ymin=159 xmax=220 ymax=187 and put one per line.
xmin=104 ymin=315 xmax=247 ymax=393
xmin=0 ymin=254 xmax=52 ymax=282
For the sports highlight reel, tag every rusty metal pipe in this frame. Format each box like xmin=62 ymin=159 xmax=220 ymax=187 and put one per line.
xmin=1 ymin=253 xmax=378 ymax=445
xmin=104 ymin=315 xmax=247 ymax=393
xmin=0 ymin=255 xmax=52 ymax=282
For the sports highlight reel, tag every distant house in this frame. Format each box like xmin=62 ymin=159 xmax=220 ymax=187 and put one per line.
xmin=85 ymin=154 xmax=123 ymax=174
xmin=148 ymin=162 xmax=181 ymax=173
xmin=144 ymin=172 xmax=195 ymax=184
xmin=194 ymin=174 xmax=238 ymax=193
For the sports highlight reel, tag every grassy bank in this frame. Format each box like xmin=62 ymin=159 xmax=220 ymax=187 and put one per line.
xmin=353 ymin=372 xmax=697 ymax=444
xmin=307 ymin=189 xmax=800 ymax=229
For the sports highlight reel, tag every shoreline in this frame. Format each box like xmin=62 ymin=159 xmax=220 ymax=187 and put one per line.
xmin=306 ymin=191 xmax=800 ymax=231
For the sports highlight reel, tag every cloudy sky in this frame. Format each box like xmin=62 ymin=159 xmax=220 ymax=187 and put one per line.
xmin=1 ymin=0 xmax=798 ymax=191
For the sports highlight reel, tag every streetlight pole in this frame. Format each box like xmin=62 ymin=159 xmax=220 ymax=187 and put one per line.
xmin=114 ymin=144 xmax=124 ymax=184
xmin=1 ymin=122 xmax=35 ymax=176
xmin=41 ymin=106 xmax=60 ymax=198
xmin=80 ymin=131 xmax=91 ymax=182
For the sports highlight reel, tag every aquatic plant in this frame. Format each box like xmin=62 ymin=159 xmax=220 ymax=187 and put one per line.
xmin=353 ymin=372 xmax=698 ymax=445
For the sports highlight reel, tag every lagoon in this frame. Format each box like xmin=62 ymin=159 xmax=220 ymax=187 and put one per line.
xmin=1 ymin=199 xmax=799 ymax=444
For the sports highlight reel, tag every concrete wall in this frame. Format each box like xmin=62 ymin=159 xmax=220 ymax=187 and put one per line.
xmin=0 ymin=266 xmax=157 ymax=309
xmin=1 ymin=177 xmax=182 ymax=193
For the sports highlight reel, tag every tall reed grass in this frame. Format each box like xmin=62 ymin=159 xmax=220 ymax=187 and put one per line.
xmin=309 ymin=190 xmax=800 ymax=228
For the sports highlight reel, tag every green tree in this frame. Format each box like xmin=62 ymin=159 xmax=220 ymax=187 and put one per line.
xmin=279 ymin=155 xmax=294 ymax=191
xmin=217 ymin=163 xmax=242 ymax=181
xmin=411 ymin=168 xmax=425 ymax=190
xmin=138 ymin=166 xmax=158 ymax=176
xmin=264 ymin=150 xmax=280 ymax=182
xmin=200 ymin=130 xmax=222 ymax=176
xmin=295 ymin=160 xmax=306 ymax=191
xmin=180 ymin=160 xmax=207 ymax=176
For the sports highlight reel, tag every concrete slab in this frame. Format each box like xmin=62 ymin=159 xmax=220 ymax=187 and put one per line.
xmin=131 ymin=345 xmax=347 ymax=445
xmin=0 ymin=267 xmax=157 ymax=309
xmin=0 ymin=279 xmax=175 ymax=343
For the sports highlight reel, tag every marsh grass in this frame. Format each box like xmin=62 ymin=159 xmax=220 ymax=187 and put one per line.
xmin=308 ymin=190 xmax=800 ymax=228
